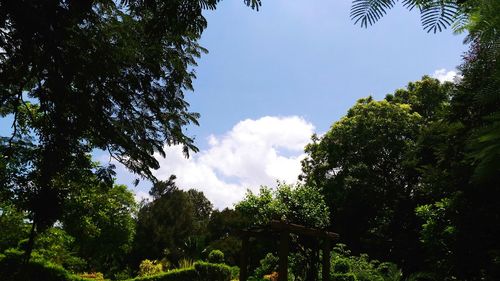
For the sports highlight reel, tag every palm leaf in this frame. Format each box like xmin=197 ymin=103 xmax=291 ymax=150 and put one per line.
xmin=419 ymin=0 xmax=460 ymax=33
xmin=350 ymin=0 xmax=461 ymax=33
xmin=351 ymin=0 xmax=397 ymax=28
xmin=244 ymin=0 xmax=262 ymax=11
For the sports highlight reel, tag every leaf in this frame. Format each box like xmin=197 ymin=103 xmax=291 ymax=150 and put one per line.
xmin=350 ymin=0 xmax=397 ymax=28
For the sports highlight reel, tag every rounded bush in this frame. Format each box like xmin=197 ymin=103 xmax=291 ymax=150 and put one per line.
xmin=208 ymin=249 xmax=225 ymax=264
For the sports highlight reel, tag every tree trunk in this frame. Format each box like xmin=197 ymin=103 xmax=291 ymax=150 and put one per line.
xmin=23 ymin=219 xmax=37 ymax=264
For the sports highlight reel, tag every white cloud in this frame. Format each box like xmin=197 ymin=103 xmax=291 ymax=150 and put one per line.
xmin=432 ymin=68 xmax=460 ymax=83
xmin=149 ymin=116 xmax=315 ymax=209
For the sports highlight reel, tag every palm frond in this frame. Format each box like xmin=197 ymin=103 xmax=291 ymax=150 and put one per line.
xmin=350 ymin=0 xmax=397 ymax=28
xmin=198 ymin=0 xmax=219 ymax=10
xmin=419 ymin=0 xmax=460 ymax=33
xmin=350 ymin=0 xmax=462 ymax=33
xmin=244 ymin=0 xmax=262 ymax=11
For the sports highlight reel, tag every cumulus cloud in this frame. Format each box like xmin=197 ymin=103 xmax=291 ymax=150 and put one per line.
xmin=149 ymin=116 xmax=315 ymax=209
xmin=432 ymin=68 xmax=460 ymax=83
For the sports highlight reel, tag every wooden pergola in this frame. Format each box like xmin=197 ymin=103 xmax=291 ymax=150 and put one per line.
xmin=237 ymin=220 xmax=340 ymax=281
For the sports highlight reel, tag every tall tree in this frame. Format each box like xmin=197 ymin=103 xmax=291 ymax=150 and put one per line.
xmin=301 ymin=79 xmax=454 ymax=273
xmin=62 ymin=183 xmax=136 ymax=275
xmin=132 ymin=177 xmax=213 ymax=265
xmin=0 ymin=0 xmax=259 ymax=259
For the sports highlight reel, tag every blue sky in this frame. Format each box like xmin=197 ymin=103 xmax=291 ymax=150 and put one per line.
xmin=123 ymin=0 xmax=466 ymax=208
xmin=1 ymin=1 xmax=468 ymax=208
xmin=186 ymin=0 xmax=466 ymax=144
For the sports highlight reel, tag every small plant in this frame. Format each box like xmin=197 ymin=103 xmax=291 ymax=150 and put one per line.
xmin=138 ymin=259 xmax=163 ymax=277
xmin=263 ymin=271 xmax=279 ymax=281
xmin=178 ymin=258 xmax=195 ymax=269
xmin=79 ymin=272 xmax=105 ymax=280
xmin=208 ymin=249 xmax=225 ymax=263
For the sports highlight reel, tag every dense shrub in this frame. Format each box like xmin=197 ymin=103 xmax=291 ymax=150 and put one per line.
xmin=0 ymin=249 xmax=91 ymax=281
xmin=333 ymin=258 xmax=351 ymax=274
xmin=133 ymin=267 xmax=198 ymax=281
xmin=194 ymin=261 xmax=231 ymax=281
xmin=78 ymin=272 xmax=106 ymax=280
xmin=252 ymin=253 xmax=279 ymax=278
xmin=139 ymin=259 xmax=163 ymax=277
xmin=330 ymin=244 xmax=398 ymax=281
xmin=131 ymin=262 xmax=231 ymax=281
xmin=208 ymin=249 xmax=225 ymax=263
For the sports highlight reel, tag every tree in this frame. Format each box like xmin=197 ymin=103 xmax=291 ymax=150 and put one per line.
xmin=236 ymin=183 xmax=330 ymax=229
xmin=61 ymin=183 xmax=136 ymax=275
xmin=0 ymin=203 xmax=29 ymax=252
xmin=236 ymin=183 xmax=330 ymax=280
xmin=0 ymin=0 xmax=260 ymax=259
xmin=132 ymin=177 xmax=213 ymax=265
xmin=413 ymin=35 xmax=500 ymax=281
xmin=301 ymin=85 xmax=449 ymax=272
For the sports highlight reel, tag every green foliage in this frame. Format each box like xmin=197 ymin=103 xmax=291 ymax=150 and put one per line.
xmin=0 ymin=0 xmax=257 ymax=261
xmin=252 ymin=253 xmax=279 ymax=278
xmin=132 ymin=177 xmax=213 ymax=265
xmin=236 ymin=182 xmax=330 ymax=228
xmin=333 ymin=259 xmax=351 ymax=274
xmin=139 ymin=260 xmax=163 ymax=277
xmin=302 ymin=94 xmax=428 ymax=271
xmin=194 ymin=261 xmax=232 ymax=281
xmin=0 ymin=249 xmax=91 ymax=281
xmin=62 ymin=183 xmax=136 ymax=274
xmin=78 ymin=272 xmax=106 ymax=281
xmin=332 ymin=273 xmax=357 ymax=281
xmin=132 ymin=262 xmax=231 ymax=281
xmin=178 ymin=258 xmax=195 ymax=269
xmin=32 ymin=227 xmax=87 ymax=272
xmin=208 ymin=249 xmax=225 ymax=264
xmin=132 ymin=267 xmax=198 ymax=281
xmin=230 ymin=266 xmax=240 ymax=280
xmin=329 ymin=244 xmax=400 ymax=281
xmin=0 ymin=203 xmax=29 ymax=252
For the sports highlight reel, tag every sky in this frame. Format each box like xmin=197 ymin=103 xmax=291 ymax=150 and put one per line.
xmin=111 ymin=0 xmax=467 ymax=209
xmin=1 ymin=0 xmax=468 ymax=209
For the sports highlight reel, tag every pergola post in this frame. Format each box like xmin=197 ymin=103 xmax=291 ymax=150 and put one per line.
xmin=322 ymin=239 xmax=331 ymax=281
xmin=278 ymin=231 xmax=289 ymax=281
xmin=240 ymin=236 xmax=249 ymax=281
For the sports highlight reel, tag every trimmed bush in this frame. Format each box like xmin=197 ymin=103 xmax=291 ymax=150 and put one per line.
xmin=0 ymin=249 xmax=92 ymax=281
xmin=194 ymin=262 xmax=231 ymax=281
xmin=131 ymin=262 xmax=231 ymax=281
xmin=133 ymin=267 xmax=198 ymax=281
xmin=207 ymin=250 xmax=225 ymax=264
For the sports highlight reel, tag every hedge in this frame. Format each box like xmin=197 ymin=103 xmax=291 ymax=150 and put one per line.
xmin=0 ymin=249 xmax=93 ymax=281
xmin=131 ymin=261 xmax=231 ymax=281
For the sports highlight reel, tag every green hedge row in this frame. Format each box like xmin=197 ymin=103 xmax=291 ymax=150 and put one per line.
xmin=0 ymin=250 xmax=92 ymax=281
xmin=131 ymin=262 xmax=231 ymax=281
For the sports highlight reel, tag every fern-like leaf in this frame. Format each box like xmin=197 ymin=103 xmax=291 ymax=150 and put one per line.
xmin=419 ymin=0 xmax=460 ymax=33
xmin=244 ymin=0 xmax=262 ymax=11
xmin=350 ymin=0 xmax=397 ymax=28
xmin=351 ymin=0 xmax=462 ymax=33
